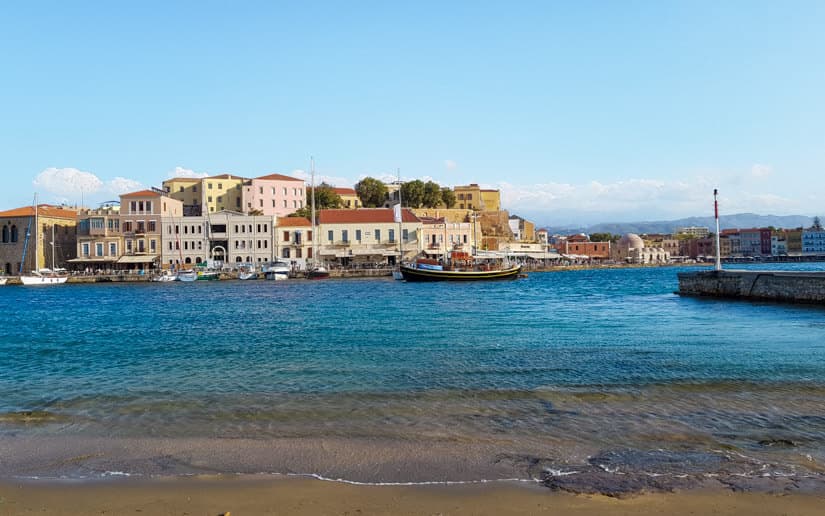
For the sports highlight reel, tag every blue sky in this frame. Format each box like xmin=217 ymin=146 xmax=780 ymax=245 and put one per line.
xmin=1 ymin=1 xmax=823 ymax=225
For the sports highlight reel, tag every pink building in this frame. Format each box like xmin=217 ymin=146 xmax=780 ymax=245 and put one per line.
xmin=243 ymin=173 xmax=306 ymax=217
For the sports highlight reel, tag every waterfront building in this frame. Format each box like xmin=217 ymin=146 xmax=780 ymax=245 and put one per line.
xmin=453 ymin=184 xmax=501 ymax=211
xmin=612 ymin=233 xmax=669 ymax=264
xmin=738 ymin=228 xmax=771 ymax=256
xmin=161 ymin=211 xmax=276 ymax=269
xmin=243 ymin=173 xmax=305 ymax=216
xmin=508 ymin=215 xmax=535 ymax=242
xmin=536 ymin=228 xmax=549 ymax=245
xmin=680 ymin=237 xmax=715 ymax=260
xmin=771 ymin=236 xmax=788 ymax=256
xmin=71 ymin=204 xmax=122 ymax=272
xmin=553 ymin=234 xmax=610 ymax=261
xmin=802 ymin=228 xmax=825 ymax=255
xmin=675 ymin=226 xmax=710 ymax=238
xmin=316 ymin=208 xmax=421 ymax=267
xmin=785 ymin=229 xmax=803 ymax=255
xmin=275 ymin=216 xmax=313 ymax=270
xmin=0 ymin=204 xmax=77 ymax=275
xmin=419 ymin=216 xmax=474 ymax=260
xmin=333 ymin=187 xmax=362 ymax=209
xmin=120 ymin=189 xmax=183 ymax=270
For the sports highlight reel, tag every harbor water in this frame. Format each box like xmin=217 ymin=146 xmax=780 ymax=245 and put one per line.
xmin=2 ymin=264 xmax=825 ymax=493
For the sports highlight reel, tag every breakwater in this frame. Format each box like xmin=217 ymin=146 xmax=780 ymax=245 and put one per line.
xmin=678 ymin=269 xmax=825 ymax=304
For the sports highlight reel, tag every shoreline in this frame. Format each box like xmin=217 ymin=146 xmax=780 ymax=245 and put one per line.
xmin=1 ymin=475 xmax=824 ymax=515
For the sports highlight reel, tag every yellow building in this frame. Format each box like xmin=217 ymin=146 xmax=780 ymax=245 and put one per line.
xmin=203 ymin=174 xmax=245 ymax=213
xmin=162 ymin=177 xmax=202 ymax=216
xmin=480 ymin=189 xmax=501 ymax=211
xmin=453 ymin=184 xmax=501 ymax=211
xmin=333 ymin=187 xmax=362 ymax=209
xmin=162 ymin=174 xmax=246 ymax=215
xmin=0 ymin=204 xmax=77 ymax=274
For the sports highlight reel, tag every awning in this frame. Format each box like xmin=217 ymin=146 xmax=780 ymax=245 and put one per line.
xmin=67 ymin=257 xmax=117 ymax=263
xmin=117 ymin=255 xmax=159 ymax=264
xmin=423 ymin=249 xmax=447 ymax=255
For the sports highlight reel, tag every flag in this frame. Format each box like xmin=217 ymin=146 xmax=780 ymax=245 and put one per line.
xmin=393 ymin=203 xmax=402 ymax=223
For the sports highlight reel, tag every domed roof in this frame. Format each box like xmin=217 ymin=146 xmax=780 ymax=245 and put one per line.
xmin=618 ymin=233 xmax=645 ymax=249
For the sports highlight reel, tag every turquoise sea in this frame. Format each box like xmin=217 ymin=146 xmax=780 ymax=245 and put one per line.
xmin=2 ymin=264 xmax=825 ymax=493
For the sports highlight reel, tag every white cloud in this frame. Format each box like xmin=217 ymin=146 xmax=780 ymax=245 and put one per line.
xmin=750 ymin=164 xmax=772 ymax=178
xmin=497 ymin=172 xmax=805 ymax=226
xmin=445 ymin=159 xmax=458 ymax=170
xmin=32 ymin=167 xmax=144 ymax=204
xmin=168 ymin=166 xmax=209 ymax=179
xmin=107 ymin=177 xmax=143 ymax=195
xmin=33 ymin=167 xmax=104 ymax=196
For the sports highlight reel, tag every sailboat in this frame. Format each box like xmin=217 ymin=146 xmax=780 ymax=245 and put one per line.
xmin=20 ymin=196 xmax=69 ymax=285
xmin=305 ymin=157 xmax=329 ymax=280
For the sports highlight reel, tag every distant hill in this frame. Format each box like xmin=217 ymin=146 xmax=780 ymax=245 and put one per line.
xmin=543 ymin=213 xmax=814 ymax=236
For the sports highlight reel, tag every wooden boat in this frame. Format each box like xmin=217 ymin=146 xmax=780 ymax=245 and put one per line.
xmin=177 ymin=269 xmax=198 ymax=282
xmin=399 ymin=262 xmax=521 ymax=282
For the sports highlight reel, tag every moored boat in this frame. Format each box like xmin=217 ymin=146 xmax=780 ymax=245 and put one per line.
xmin=177 ymin=269 xmax=198 ymax=282
xmin=263 ymin=261 xmax=290 ymax=280
xmin=196 ymin=270 xmax=220 ymax=281
xmin=20 ymin=268 xmax=69 ymax=285
xmin=399 ymin=262 xmax=521 ymax=281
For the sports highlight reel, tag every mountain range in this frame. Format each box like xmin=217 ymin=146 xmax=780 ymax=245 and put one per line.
xmin=541 ymin=213 xmax=815 ymax=236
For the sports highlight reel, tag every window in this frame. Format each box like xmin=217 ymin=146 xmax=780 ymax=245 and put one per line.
xmin=217 ymin=196 xmax=223 ymax=203
xmin=208 ymin=196 xmax=213 ymax=202
xmin=282 ymin=248 xmax=290 ymax=258
xmin=356 ymin=229 xmax=362 ymax=241
xmin=283 ymin=187 xmax=287 ymax=196
xmin=82 ymin=243 xmax=90 ymax=256
xmin=146 ymin=201 xmax=152 ymax=212
xmin=150 ymin=240 xmax=156 ymax=252
xmin=130 ymin=201 xmax=137 ymax=212
xmin=193 ymin=186 xmax=197 ymax=192
xmin=208 ymin=183 xmax=213 ymax=189
xmin=259 ymin=186 xmax=263 ymax=194
xmin=296 ymin=248 xmax=302 ymax=258
xmin=218 ymin=183 xmax=223 ymax=190
xmin=293 ymin=200 xmax=297 ymax=208
xmin=389 ymin=229 xmax=395 ymax=243
xmin=148 ymin=221 xmax=156 ymax=232
xmin=283 ymin=231 xmax=290 ymax=242
xmin=271 ymin=187 xmax=276 ymax=195
xmin=342 ymin=230 xmax=349 ymax=242
xmin=272 ymin=200 xmax=276 ymax=207
xmin=403 ymin=229 xmax=409 ymax=241
xmin=283 ymin=200 xmax=287 ymax=208
xmin=109 ymin=242 xmax=117 ymax=256
xmin=257 ymin=224 xmax=261 ymax=232
xmin=375 ymin=229 xmax=381 ymax=242
xmin=259 ymin=199 xmax=263 ymax=207
xmin=96 ymin=243 xmax=103 ymax=256
xmin=328 ymin=230 xmax=333 ymax=242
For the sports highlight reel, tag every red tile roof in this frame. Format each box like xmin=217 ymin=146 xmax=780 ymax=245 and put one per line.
xmin=276 ymin=217 xmax=312 ymax=227
xmin=0 ymin=205 xmax=77 ymax=220
xmin=121 ymin=189 xmax=163 ymax=198
xmin=332 ymin=187 xmax=357 ymax=195
xmin=256 ymin=173 xmax=304 ymax=182
xmin=164 ymin=177 xmax=201 ymax=182
xmin=318 ymin=208 xmax=419 ymax=224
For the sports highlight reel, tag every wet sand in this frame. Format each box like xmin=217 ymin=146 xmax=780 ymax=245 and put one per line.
xmin=0 ymin=476 xmax=823 ymax=516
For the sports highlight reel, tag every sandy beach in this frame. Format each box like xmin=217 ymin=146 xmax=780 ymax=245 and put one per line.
xmin=0 ymin=476 xmax=823 ymax=516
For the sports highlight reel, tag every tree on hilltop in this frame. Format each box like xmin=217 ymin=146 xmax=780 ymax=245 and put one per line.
xmin=441 ymin=187 xmax=456 ymax=208
xmin=354 ymin=177 xmax=387 ymax=208
xmin=401 ymin=180 xmax=426 ymax=208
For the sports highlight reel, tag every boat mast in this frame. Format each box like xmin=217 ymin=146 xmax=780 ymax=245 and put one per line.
xmin=714 ymin=189 xmax=722 ymax=271
xmin=396 ymin=168 xmax=402 ymax=265
xmin=51 ymin=223 xmax=56 ymax=271
xmin=310 ymin=157 xmax=316 ymax=270
xmin=34 ymin=194 xmax=39 ymax=271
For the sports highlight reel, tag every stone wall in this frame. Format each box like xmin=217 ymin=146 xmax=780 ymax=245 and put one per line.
xmin=678 ymin=270 xmax=825 ymax=304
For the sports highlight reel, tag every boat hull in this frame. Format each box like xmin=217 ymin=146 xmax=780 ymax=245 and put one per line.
xmin=20 ymin=275 xmax=68 ymax=285
xmin=399 ymin=264 xmax=521 ymax=282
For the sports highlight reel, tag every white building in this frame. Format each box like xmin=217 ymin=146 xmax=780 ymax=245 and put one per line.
xmin=161 ymin=211 xmax=276 ymax=269
xmin=316 ymin=208 xmax=422 ymax=267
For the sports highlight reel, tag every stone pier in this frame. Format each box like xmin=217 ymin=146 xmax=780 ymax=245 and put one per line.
xmin=677 ymin=270 xmax=825 ymax=304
